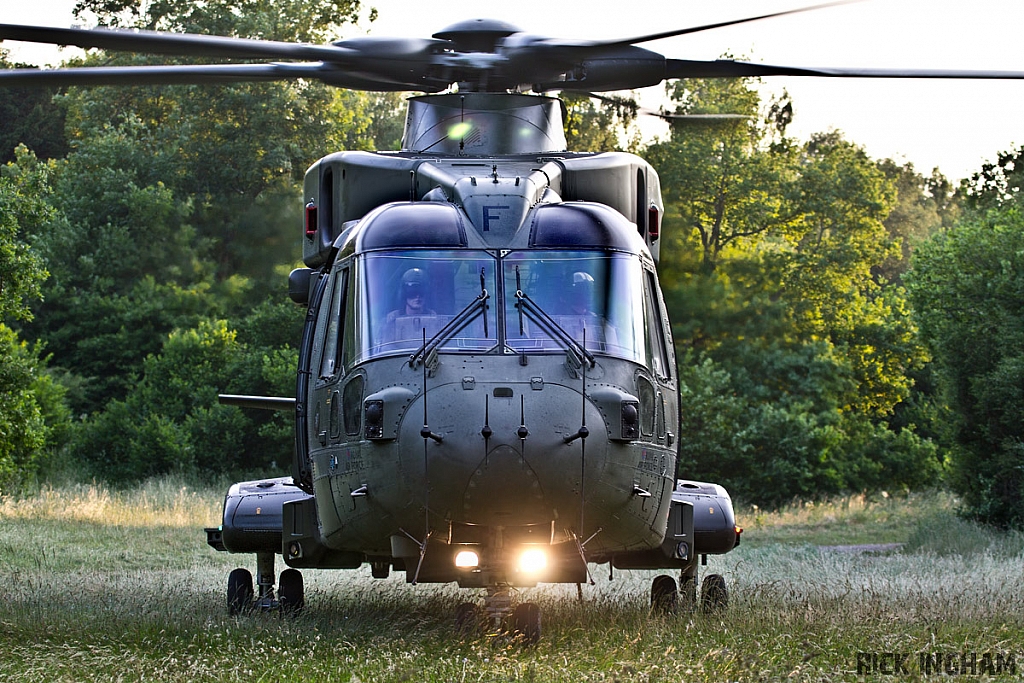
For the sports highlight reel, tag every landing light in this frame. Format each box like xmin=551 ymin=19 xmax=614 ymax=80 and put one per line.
xmin=454 ymin=550 xmax=480 ymax=568
xmin=518 ymin=548 xmax=547 ymax=574
xmin=448 ymin=121 xmax=473 ymax=140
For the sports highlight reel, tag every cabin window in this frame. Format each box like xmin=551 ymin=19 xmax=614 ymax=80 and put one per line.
xmin=350 ymin=249 xmax=498 ymax=364
xmin=502 ymin=250 xmax=645 ymax=363
xmin=319 ymin=268 xmax=349 ymax=380
xmin=637 ymin=375 xmax=657 ymax=438
xmin=329 ymin=389 xmax=341 ymax=440
xmin=656 ymin=391 xmax=667 ymax=439
xmin=642 ymin=269 xmax=672 ymax=380
xmin=342 ymin=375 xmax=364 ymax=436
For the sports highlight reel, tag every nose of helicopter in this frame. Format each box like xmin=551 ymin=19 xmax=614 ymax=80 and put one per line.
xmin=461 ymin=442 xmax=546 ymax=524
xmin=398 ymin=380 xmax=603 ymax=529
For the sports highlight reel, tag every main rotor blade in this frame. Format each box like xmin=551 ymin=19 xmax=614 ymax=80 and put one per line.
xmin=0 ymin=23 xmax=349 ymax=62
xmin=583 ymin=91 xmax=751 ymax=122
xmin=666 ymin=58 xmax=1024 ymax=80
xmin=573 ymin=0 xmax=859 ymax=49
xmin=0 ymin=62 xmax=423 ymax=90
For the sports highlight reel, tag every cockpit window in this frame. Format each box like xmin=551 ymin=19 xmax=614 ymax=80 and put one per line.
xmin=503 ymin=250 xmax=645 ymax=363
xmin=350 ymin=250 xmax=498 ymax=364
xmin=335 ymin=248 xmax=647 ymax=367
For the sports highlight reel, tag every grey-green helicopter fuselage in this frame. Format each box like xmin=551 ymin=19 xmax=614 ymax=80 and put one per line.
xmin=208 ymin=95 xmax=738 ymax=615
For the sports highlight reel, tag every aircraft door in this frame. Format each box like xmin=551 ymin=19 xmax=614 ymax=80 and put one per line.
xmin=310 ymin=265 xmax=351 ymax=452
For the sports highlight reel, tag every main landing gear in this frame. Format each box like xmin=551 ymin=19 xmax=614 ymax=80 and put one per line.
xmin=650 ymin=566 xmax=728 ymax=615
xmin=226 ymin=552 xmax=305 ymax=615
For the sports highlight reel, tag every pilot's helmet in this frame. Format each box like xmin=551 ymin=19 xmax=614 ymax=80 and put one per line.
xmin=401 ymin=268 xmax=426 ymax=298
xmin=402 ymin=268 xmax=426 ymax=286
xmin=572 ymin=271 xmax=595 ymax=289
xmin=571 ymin=271 xmax=595 ymax=304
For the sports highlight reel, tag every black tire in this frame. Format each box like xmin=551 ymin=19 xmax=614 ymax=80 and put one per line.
xmin=278 ymin=568 xmax=305 ymax=615
xmin=650 ymin=574 xmax=678 ymax=614
xmin=511 ymin=602 xmax=541 ymax=645
xmin=701 ymin=573 xmax=728 ymax=613
xmin=679 ymin=574 xmax=697 ymax=613
xmin=455 ymin=601 xmax=479 ymax=635
xmin=370 ymin=560 xmax=390 ymax=579
xmin=227 ymin=568 xmax=254 ymax=616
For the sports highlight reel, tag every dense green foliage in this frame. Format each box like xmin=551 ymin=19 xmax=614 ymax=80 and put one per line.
xmin=0 ymin=160 xmax=70 ymax=492
xmin=0 ymin=0 xmax=384 ymax=484
xmin=647 ymin=79 xmax=942 ymax=506
xmin=0 ymin=53 xmax=69 ymax=164
xmin=74 ymin=312 xmax=299 ymax=480
xmin=906 ymin=196 xmax=1024 ymax=527
xmin=562 ymin=92 xmax=641 ymax=153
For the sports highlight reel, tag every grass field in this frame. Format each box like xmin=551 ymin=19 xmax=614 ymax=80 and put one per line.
xmin=2 ymin=481 xmax=1023 ymax=682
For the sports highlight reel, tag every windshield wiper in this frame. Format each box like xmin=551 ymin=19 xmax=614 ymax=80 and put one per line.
xmin=409 ymin=268 xmax=490 ymax=368
xmin=513 ymin=265 xmax=595 ymax=368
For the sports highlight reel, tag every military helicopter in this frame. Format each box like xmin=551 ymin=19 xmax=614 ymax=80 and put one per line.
xmin=4 ymin=2 xmax=1024 ymax=642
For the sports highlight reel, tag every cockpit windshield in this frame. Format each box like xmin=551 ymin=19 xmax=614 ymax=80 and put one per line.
xmin=347 ymin=248 xmax=646 ymax=366
xmin=350 ymin=250 xmax=498 ymax=365
xmin=502 ymin=251 xmax=645 ymax=363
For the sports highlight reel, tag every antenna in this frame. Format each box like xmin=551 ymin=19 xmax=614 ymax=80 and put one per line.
xmin=579 ymin=328 xmax=588 ymax=538
xmin=563 ymin=330 xmax=590 ymax=535
xmin=411 ymin=327 xmax=443 ymax=586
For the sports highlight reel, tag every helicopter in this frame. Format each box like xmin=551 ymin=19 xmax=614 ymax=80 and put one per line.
xmin=4 ymin=2 xmax=1024 ymax=643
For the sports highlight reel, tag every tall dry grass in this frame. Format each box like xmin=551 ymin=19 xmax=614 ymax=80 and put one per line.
xmin=2 ymin=483 xmax=1023 ymax=682
xmin=0 ymin=477 xmax=222 ymax=527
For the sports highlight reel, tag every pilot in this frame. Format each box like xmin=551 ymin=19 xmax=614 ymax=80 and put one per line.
xmin=381 ymin=268 xmax=437 ymax=344
xmin=392 ymin=268 xmax=432 ymax=318
xmin=564 ymin=271 xmax=618 ymax=348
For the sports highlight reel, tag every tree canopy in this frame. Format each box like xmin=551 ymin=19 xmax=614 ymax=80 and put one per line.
xmin=907 ymin=198 xmax=1024 ymax=527
xmin=650 ymin=78 xmax=940 ymax=506
xmin=0 ymin=154 xmax=68 ymax=491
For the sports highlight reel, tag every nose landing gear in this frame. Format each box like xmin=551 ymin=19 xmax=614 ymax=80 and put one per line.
xmin=453 ymin=586 xmax=542 ymax=644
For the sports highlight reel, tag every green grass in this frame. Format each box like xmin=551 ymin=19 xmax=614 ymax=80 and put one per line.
xmin=2 ymin=482 xmax=1024 ymax=681
xmin=736 ymin=490 xmax=956 ymax=546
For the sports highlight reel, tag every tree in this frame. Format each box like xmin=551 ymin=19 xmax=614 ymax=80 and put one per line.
xmin=906 ymin=204 xmax=1024 ymax=527
xmin=0 ymin=152 xmax=49 ymax=322
xmin=646 ymin=78 xmax=798 ymax=274
xmin=8 ymin=142 xmax=223 ymax=412
xmin=561 ymin=92 xmax=640 ymax=152
xmin=15 ymin=0 xmax=394 ymax=413
xmin=649 ymin=83 xmax=938 ymax=506
xmin=74 ymin=0 xmax=367 ymax=39
xmin=0 ymin=162 xmax=69 ymax=492
xmin=874 ymin=160 xmax=954 ymax=284
xmin=0 ymin=52 xmax=69 ymax=164
xmin=60 ymin=0 xmax=386 ymax=298
xmin=75 ymin=314 xmax=299 ymax=482
xmin=959 ymin=145 xmax=1024 ymax=213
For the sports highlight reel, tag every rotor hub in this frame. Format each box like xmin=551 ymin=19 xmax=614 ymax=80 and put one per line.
xmin=433 ymin=19 xmax=521 ymax=53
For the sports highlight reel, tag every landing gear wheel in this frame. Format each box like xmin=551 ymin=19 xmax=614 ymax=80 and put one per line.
xmin=650 ymin=574 xmax=678 ymax=614
xmin=227 ymin=568 xmax=254 ymax=616
xmin=701 ymin=573 xmax=728 ymax=613
xmin=455 ymin=602 xmax=480 ymax=635
xmin=511 ymin=602 xmax=541 ymax=645
xmin=278 ymin=568 xmax=304 ymax=614
xmin=679 ymin=574 xmax=697 ymax=613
